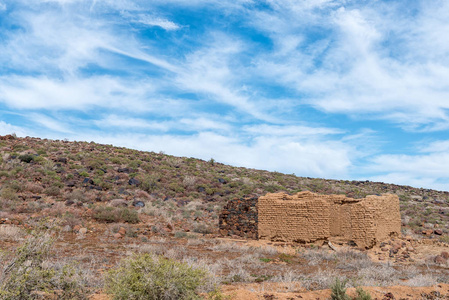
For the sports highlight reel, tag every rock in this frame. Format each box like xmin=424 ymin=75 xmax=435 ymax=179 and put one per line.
xmin=389 ymin=249 xmax=395 ymax=257
xmin=392 ymin=243 xmax=402 ymax=252
xmin=118 ymin=227 xmax=126 ymax=236
xmin=79 ymin=228 xmax=88 ymax=234
xmin=406 ymin=246 xmax=415 ymax=252
xmin=128 ymin=178 xmax=140 ymax=186
xmin=56 ymin=157 xmax=68 ymax=164
xmin=82 ymin=178 xmax=94 ymax=185
xmin=132 ymin=200 xmax=145 ymax=207
xmin=65 ymin=200 xmax=75 ymax=206
xmin=381 ymin=247 xmax=388 ymax=252
xmin=73 ymin=225 xmax=81 ymax=233
xmin=383 ymin=292 xmax=395 ymax=299
xmin=176 ymin=200 xmax=188 ymax=207
xmin=113 ymin=233 xmax=123 ymax=239
xmin=441 ymin=251 xmax=449 ymax=259
xmin=118 ymin=168 xmax=131 ymax=173
xmin=218 ymin=178 xmax=227 ymax=184
xmin=422 ymin=229 xmax=433 ymax=235
xmin=62 ymin=225 xmax=72 ymax=232
xmin=434 ymin=229 xmax=443 ymax=235
xmin=66 ymin=181 xmax=76 ymax=187
xmin=434 ymin=255 xmax=447 ymax=264
xmin=198 ymin=187 xmax=206 ymax=193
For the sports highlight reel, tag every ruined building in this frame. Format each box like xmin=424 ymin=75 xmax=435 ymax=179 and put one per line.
xmin=219 ymin=191 xmax=401 ymax=248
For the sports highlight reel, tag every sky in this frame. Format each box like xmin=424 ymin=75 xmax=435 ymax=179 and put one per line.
xmin=0 ymin=0 xmax=449 ymax=191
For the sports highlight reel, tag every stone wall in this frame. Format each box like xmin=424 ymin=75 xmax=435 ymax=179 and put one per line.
xmin=218 ymin=197 xmax=258 ymax=239
xmin=219 ymin=191 xmax=401 ymax=249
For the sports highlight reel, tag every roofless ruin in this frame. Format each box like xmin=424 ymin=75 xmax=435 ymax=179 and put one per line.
xmin=219 ymin=191 xmax=401 ymax=249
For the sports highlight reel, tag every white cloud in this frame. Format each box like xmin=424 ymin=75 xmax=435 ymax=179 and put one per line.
xmin=365 ymin=139 xmax=449 ymax=190
xmin=243 ymin=124 xmax=343 ymax=137
xmin=0 ymin=75 xmax=151 ymax=111
xmin=95 ymin=115 xmax=170 ymax=131
xmin=0 ymin=121 xmax=28 ymax=137
xmin=134 ymin=15 xmax=181 ymax=31
xmin=248 ymin=1 xmax=449 ymax=131
xmin=74 ymin=131 xmax=353 ymax=178
xmin=0 ymin=3 xmax=6 ymax=10
xmin=27 ymin=113 xmax=74 ymax=133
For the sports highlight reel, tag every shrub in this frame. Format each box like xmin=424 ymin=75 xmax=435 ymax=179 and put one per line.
xmin=18 ymin=154 xmax=34 ymax=163
xmin=67 ymin=189 xmax=86 ymax=203
xmin=79 ymin=171 xmax=89 ymax=177
xmin=330 ymin=278 xmax=350 ymax=300
xmin=355 ymin=287 xmax=372 ymax=300
xmin=105 ymin=253 xmax=209 ymax=300
xmin=0 ymin=188 xmax=18 ymax=201
xmin=93 ymin=206 xmax=139 ymax=224
xmin=0 ymin=231 xmax=89 ymax=299
xmin=44 ymin=185 xmax=61 ymax=197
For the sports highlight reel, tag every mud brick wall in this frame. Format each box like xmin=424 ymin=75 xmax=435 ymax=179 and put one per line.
xmin=258 ymin=191 xmax=400 ymax=248
xmin=365 ymin=194 xmax=402 ymax=242
xmin=219 ymin=197 xmax=258 ymax=239
xmin=258 ymin=193 xmax=330 ymax=243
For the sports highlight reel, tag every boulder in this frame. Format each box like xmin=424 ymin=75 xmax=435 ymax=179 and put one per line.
xmin=128 ymin=178 xmax=140 ymax=186
xmin=434 ymin=229 xmax=443 ymax=235
xmin=118 ymin=227 xmax=126 ymax=236
xmin=132 ymin=200 xmax=145 ymax=207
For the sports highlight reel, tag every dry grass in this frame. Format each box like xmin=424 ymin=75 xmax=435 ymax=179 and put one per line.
xmin=404 ymin=274 xmax=438 ymax=287
xmin=0 ymin=225 xmax=25 ymax=241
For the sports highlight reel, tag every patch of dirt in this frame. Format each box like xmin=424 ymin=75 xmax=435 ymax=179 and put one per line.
xmin=222 ymin=283 xmax=449 ymax=300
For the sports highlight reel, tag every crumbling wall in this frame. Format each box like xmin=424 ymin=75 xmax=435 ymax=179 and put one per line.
xmin=257 ymin=191 xmax=400 ymax=248
xmin=365 ymin=194 xmax=401 ymax=242
xmin=218 ymin=197 xmax=257 ymax=239
xmin=219 ymin=191 xmax=400 ymax=248
xmin=257 ymin=192 xmax=330 ymax=243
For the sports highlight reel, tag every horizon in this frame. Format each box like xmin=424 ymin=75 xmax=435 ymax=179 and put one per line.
xmin=1 ymin=1 xmax=448 ymax=191
xmin=7 ymin=133 xmax=447 ymax=193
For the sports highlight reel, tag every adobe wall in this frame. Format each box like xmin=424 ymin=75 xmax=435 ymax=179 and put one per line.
xmin=257 ymin=192 xmax=331 ymax=243
xmin=258 ymin=191 xmax=401 ymax=248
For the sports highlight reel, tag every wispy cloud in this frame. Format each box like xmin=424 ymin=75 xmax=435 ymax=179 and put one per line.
xmin=131 ymin=14 xmax=181 ymax=31
xmin=1 ymin=0 xmax=448 ymax=190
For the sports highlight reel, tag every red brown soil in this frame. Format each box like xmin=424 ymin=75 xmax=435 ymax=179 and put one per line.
xmin=222 ymin=283 xmax=449 ymax=299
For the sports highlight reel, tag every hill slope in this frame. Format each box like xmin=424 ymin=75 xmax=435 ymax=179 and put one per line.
xmin=0 ymin=134 xmax=447 ymax=237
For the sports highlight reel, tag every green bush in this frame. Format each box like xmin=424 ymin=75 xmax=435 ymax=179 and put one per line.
xmin=105 ymin=254 xmax=209 ymax=300
xmin=355 ymin=287 xmax=372 ymax=300
xmin=79 ymin=171 xmax=89 ymax=177
xmin=93 ymin=206 xmax=140 ymax=224
xmin=330 ymin=278 xmax=350 ymax=300
xmin=44 ymin=185 xmax=61 ymax=197
xmin=0 ymin=231 xmax=88 ymax=299
xmin=18 ymin=154 xmax=34 ymax=163
xmin=1 ymin=188 xmax=18 ymax=201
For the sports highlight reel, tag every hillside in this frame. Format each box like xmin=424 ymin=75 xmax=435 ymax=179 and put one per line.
xmin=1 ymin=134 xmax=449 ymax=299
xmin=0 ymin=134 xmax=447 ymax=236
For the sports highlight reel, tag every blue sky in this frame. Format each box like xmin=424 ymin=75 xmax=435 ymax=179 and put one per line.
xmin=1 ymin=0 xmax=449 ymax=191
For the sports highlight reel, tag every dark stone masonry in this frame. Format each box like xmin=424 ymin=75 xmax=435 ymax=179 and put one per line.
xmin=218 ymin=197 xmax=258 ymax=239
